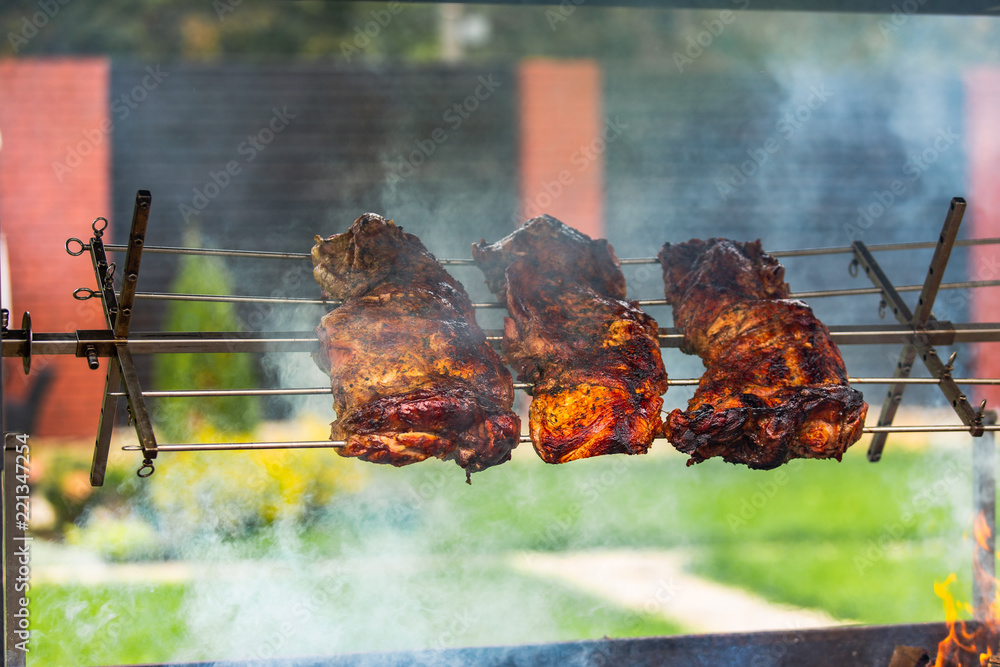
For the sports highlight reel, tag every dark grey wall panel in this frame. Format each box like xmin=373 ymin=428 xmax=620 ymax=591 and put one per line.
xmin=110 ymin=62 xmax=519 ymax=412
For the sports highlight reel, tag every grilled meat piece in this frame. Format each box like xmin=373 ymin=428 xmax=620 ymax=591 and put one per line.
xmin=658 ymin=238 xmax=868 ymax=469
xmin=473 ymin=215 xmax=668 ymax=463
xmin=312 ymin=213 xmax=520 ymax=475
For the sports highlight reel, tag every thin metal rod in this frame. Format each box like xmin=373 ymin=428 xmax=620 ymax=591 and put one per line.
xmin=104 ymin=244 xmax=312 ymax=261
xmin=788 ymin=279 xmax=1000 ymax=300
xmin=125 ymin=424 xmax=1000 ymax=453
xmin=137 ymin=293 xmax=330 ymax=306
xmin=134 ymin=291 xmax=506 ymax=309
xmin=637 ymin=278 xmax=1000 ymax=307
xmin=7 ymin=323 xmax=1000 ymax=357
xmin=132 ymin=277 xmax=1000 ymax=309
xmin=109 ymin=376 xmax=1000 ymax=398
xmin=102 ymin=236 xmax=1000 ymax=265
xmin=127 ymin=434 xmax=537 ymax=452
xmin=140 ymin=441 xmax=350 ymax=451
xmin=103 ymin=244 xmax=478 ymax=266
xmin=769 ymin=235 xmax=1000 ymax=258
xmin=109 ymin=388 xmax=335 ymax=397
xmin=848 ymin=378 xmax=1000 ymax=385
xmin=864 ymin=424 xmax=1000 ymax=433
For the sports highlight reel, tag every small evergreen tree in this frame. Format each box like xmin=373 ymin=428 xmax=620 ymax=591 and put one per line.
xmin=152 ymin=230 xmax=260 ymax=442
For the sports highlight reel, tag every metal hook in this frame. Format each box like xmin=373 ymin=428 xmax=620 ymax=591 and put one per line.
xmin=105 ymin=262 xmax=117 ymax=288
xmin=137 ymin=459 xmax=155 ymax=478
xmin=92 ymin=217 xmax=109 ymax=237
xmin=878 ymin=300 xmax=886 ymax=319
xmin=65 ymin=237 xmax=88 ymax=256
xmin=73 ymin=287 xmax=98 ymax=300
xmin=848 ymin=258 xmax=859 ymax=278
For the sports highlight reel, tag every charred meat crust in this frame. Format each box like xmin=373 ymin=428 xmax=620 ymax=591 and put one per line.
xmin=312 ymin=213 xmax=520 ymax=473
xmin=474 ymin=215 xmax=668 ymax=464
xmin=658 ymin=238 xmax=868 ymax=469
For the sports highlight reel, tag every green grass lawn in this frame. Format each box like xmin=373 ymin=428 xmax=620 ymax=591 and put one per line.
xmin=29 ymin=584 xmax=189 ymax=666
xmin=28 ymin=438 xmax=981 ymax=665
xmin=312 ymin=437 xmax=971 ymax=556
xmin=29 ymin=562 xmax=683 ymax=666
xmin=688 ymin=538 xmax=972 ymax=625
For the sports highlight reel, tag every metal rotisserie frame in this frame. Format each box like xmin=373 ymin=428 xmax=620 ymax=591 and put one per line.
xmin=2 ymin=190 xmax=1000 ymax=666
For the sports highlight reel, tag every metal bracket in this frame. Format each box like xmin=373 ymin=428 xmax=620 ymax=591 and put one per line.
xmin=852 ymin=197 xmax=983 ymax=462
xmin=88 ymin=191 xmax=157 ymax=486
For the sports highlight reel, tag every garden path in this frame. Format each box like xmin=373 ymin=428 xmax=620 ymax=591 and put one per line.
xmin=510 ymin=548 xmax=848 ymax=633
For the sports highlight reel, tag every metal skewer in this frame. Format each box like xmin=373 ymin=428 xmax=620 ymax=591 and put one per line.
xmin=6 ymin=323 xmax=1000 ymax=358
xmin=128 ymin=277 xmax=1000 ymax=309
xmin=104 ymin=376 xmax=1000 ymax=398
xmin=121 ymin=423 xmax=1000 ymax=454
xmin=102 ymin=235 xmax=1000 ymax=264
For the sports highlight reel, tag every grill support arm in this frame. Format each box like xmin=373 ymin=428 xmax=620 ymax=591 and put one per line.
xmin=851 ymin=197 xmax=983 ymax=462
xmin=88 ymin=191 xmax=157 ymax=486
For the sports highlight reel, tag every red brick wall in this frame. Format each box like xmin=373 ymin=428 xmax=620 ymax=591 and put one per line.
xmin=517 ymin=60 xmax=604 ymax=238
xmin=0 ymin=58 xmax=111 ymax=438
xmin=967 ymin=69 xmax=1000 ymax=410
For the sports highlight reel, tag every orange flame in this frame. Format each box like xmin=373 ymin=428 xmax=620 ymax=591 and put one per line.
xmin=934 ymin=512 xmax=1000 ymax=667
xmin=976 ymin=513 xmax=993 ymax=553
